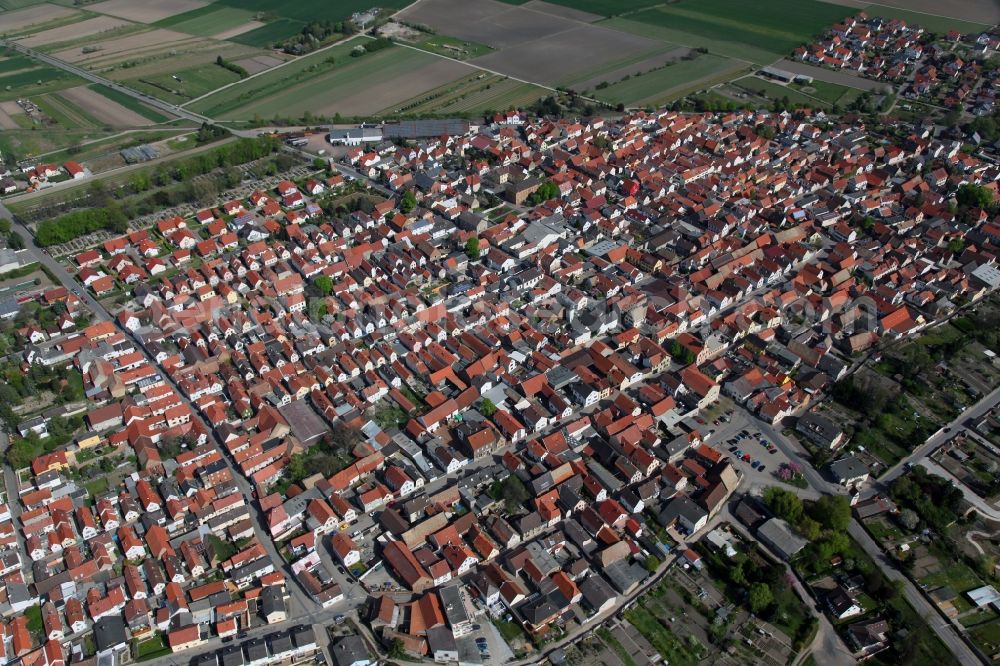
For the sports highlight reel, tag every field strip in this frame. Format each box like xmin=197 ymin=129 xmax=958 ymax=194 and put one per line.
xmin=598 ymin=17 xmax=776 ymax=68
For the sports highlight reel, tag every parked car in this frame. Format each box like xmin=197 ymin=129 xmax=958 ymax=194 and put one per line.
xmin=742 ymin=454 xmax=751 ymax=462
xmin=759 ymin=465 xmax=766 ymax=473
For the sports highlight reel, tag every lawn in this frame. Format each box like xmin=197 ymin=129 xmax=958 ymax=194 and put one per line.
xmin=593 ymin=53 xmax=746 ymax=107
xmin=603 ymin=0 xmax=853 ymax=65
xmin=153 ymin=5 xmax=259 ymax=37
xmin=134 ymin=634 xmax=171 ymax=661
xmin=625 ymin=607 xmax=704 ymax=666
xmin=127 ymin=64 xmax=242 ymax=104
xmin=88 ymin=84 xmax=172 ymax=123
xmin=85 ymin=476 xmax=109 ymax=498
xmin=734 ymin=77 xmax=860 ymax=110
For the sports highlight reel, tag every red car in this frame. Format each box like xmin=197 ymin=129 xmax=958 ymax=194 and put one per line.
xmin=742 ymin=454 xmax=751 ymax=462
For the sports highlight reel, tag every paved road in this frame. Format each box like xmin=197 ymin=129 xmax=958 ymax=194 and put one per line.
xmin=878 ymin=386 xmax=1000 ymax=487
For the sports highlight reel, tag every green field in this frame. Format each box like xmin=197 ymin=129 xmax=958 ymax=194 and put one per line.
xmin=0 ymin=64 xmax=83 ymax=101
xmin=127 ymin=64 xmax=242 ymax=104
xmin=229 ymin=18 xmax=304 ymax=47
xmin=861 ymin=5 xmax=991 ymax=34
xmin=197 ymin=44 xmax=450 ymax=120
xmin=535 ymin=0 xmax=670 ymax=16
xmin=603 ymin=0 xmax=853 ymax=65
xmin=382 ymin=72 xmax=546 ymax=116
xmin=213 ymin=0 xmax=412 ymax=24
xmin=89 ymin=84 xmax=172 ymax=123
xmin=594 ymin=53 xmax=747 ymax=106
xmin=153 ymin=5 xmax=258 ymax=37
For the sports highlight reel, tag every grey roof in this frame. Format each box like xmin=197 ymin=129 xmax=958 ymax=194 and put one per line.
xmin=757 ymin=518 xmax=807 ymax=560
xmin=94 ymin=616 xmax=127 ymax=652
xmin=330 ymin=636 xmax=369 ymax=666
xmin=580 ymin=573 xmax=616 ymax=610
xmin=829 ymin=455 xmax=869 ymax=482
xmin=279 ymin=400 xmax=328 ymax=446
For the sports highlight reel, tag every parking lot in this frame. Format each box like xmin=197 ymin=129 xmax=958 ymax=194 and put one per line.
xmin=698 ymin=403 xmax=795 ymax=492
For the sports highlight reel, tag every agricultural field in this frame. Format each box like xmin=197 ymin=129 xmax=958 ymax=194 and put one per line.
xmin=203 ymin=45 xmax=470 ymax=120
xmin=602 ymin=0 xmax=853 ymax=65
xmin=191 ymin=41 xmax=482 ymax=121
xmin=400 ymin=0 xmax=665 ymax=87
xmin=593 ymin=53 xmax=748 ymax=107
xmin=856 ymin=4 xmax=993 ymax=33
xmin=381 ymin=72 xmax=546 ymax=116
xmin=0 ymin=3 xmax=82 ymax=37
xmin=411 ymin=35 xmax=493 ymax=60
xmin=125 ymin=63 xmax=243 ymax=105
xmin=153 ymin=5 xmax=262 ymax=39
xmin=0 ymin=53 xmax=83 ymax=101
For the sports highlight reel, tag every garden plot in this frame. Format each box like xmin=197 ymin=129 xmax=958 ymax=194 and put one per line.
xmin=86 ymin=0 xmax=209 ymax=23
xmin=232 ymin=54 xmax=285 ymax=76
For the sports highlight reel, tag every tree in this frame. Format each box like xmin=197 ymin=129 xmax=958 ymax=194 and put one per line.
xmin=465 ymin=237 xmax=480 ymax=260
xmin=314 ymin=275 xmax=333 ymax=296
xmin=956 ymin=183 xmax=994 ymax=210
xmin=748 ymin=582 xmax=773 ymax=614
xmin=763 ymin=486 xmax=803 ymax=523
xmin=529 ymin=180 xmax=559 ymax=206
xmin=811 ymin=495 xmax=851 ymax=532
xmin=7 ymin=439 xmax=39 ymax=470
xmin=399 ymin=190 xmax=416 ymax=214
xmin=479 ymin=398 xmax=497 ymax=418
xmin=898 ymin=508 xmax=919 ymax=531
xmin=387 ymin=638 xmax=405 ymax=659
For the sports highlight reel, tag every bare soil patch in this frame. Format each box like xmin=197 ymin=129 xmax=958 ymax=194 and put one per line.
xmin=522 ymin=0 xmax=602 ymax=23
xmin=399 ymin=0 xmax=661 ymax=85
xmin=317 ymin=58 xmax=473 ymax=117
xmin=58 ymin=85 xmax=153 ymax=126
xmin=233 ymin=54 xmax=283 ymax=75
xmin=16 ymin=15 xmax=134 ymax=47
xmin=0 ymin=106 xmax=18 ymax=130
xmin=1 ymin=4 xmax=77 ymax=32
xmin=87 ymin=0 xmax=209 ymax=24
xmin=212 ymin=21 xmax=265 ymax=41
xmin=51 ymin=28 xmax=193 ymax=64
xmin=472 ymin=23 xmax=662 ymax=86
